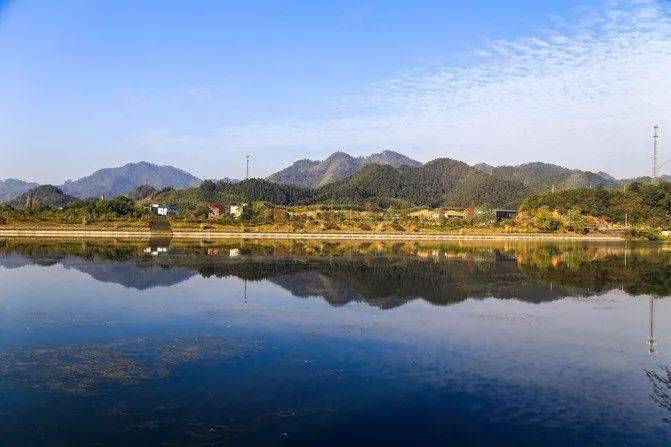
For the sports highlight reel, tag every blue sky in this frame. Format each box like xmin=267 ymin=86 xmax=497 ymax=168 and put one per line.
xmin=1 ymin=0 xmax=670 ymax=183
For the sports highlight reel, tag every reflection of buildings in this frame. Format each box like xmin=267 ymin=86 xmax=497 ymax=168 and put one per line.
xmin=143 ymin=246 xmax=168 ymax=256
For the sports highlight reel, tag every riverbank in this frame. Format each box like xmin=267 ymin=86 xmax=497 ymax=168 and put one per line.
xmin=0 ymin=227 xmax=625 ymax=241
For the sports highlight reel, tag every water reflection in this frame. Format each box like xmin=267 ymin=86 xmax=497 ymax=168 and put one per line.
xmin=1 ymin=238 xmax=671 ymax=445
xmin=1 ymin=238 xmax=669 ymax=305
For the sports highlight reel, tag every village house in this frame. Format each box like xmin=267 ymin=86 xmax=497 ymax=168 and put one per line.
xmin=494 ymin=209 xmax=518 ymax=222
xmin=432 ymin=209 xmax=466 ymax=221
xmin=207 ymin=203 xmax=224 ymax=220
xmin=149 ymin=203 xmax=173 ymax=216
xmin=229 ymin=203 xmax=248 ymax=218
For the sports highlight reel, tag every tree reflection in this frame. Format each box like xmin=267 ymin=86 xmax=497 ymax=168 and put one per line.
xmin=1 ymin=238 xmax=670 ymax=307
xmin=646 ymin=366 xmax=671 ymax=424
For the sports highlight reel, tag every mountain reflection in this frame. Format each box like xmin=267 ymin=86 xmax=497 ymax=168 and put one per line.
xmin=1 ymin=238 xmax=669 ymax=308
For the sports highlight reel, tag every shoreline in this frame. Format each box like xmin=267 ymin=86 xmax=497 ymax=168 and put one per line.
xmin=0 ymin=228 xmax=625 ymax=241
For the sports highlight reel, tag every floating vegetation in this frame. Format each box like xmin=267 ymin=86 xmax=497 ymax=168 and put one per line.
xmin=0 ymin=335 xmax=252 ymax=395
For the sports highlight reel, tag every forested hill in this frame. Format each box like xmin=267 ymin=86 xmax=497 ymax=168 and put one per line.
xmin=0 ymin=179 xmax=39 ymax=202
xmin=474 ymin=162 xmax=620 ymax=192
xmin=267 ymin=150 xmax=422 ymax=188
xmin=8 ymin=185 xmax=80 ymax=209
xmin=315 ymin=159 xmax=530 ymax=208
xmin=149 ymin=158 xmax=530 ymax=209
xmin=147 ymin=179 xmax=313 ymax=209
xmin=59 ymin=161 xmax=202 ymax=199
xmin=520 ymin=181 xmax=671 ymax=226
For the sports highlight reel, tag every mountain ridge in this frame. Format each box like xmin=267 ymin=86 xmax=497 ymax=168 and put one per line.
xmin=315 ymin=158 xmax=530 ymax=208
xmin=0 ymin=178 xmax=40 ymax=202
xmin=8 ymin=185 xmax=80 ymax=209
xmin=59 ymin=161 xmax=202 ymax=199
xmin=267 ymin=150 xmax=422 ymax=188
xmin=473 ymin=161 xmax=621 ymax=192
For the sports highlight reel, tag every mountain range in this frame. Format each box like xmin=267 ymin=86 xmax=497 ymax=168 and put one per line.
xmin=0 ymin=179 xmax=39 ymax=202
xmin=266 ymin=150 xmax=422 ymax=188
xmin=1 ymin=152 xmax=663 ymax=208
xmin=59 ymin=161 xmax=202 ymax=199
xmin=474 ymin=162 xmax=621 ymax=192
xmin=0 ymin=162 xmax=203 ymax=202
xmin=314 ymin=158 xmax=529 ymax=208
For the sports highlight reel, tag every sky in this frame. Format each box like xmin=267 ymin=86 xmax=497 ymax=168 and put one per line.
xmin=1 ymin=0 xmax=670 ymax=183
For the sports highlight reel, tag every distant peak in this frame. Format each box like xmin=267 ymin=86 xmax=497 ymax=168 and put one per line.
xmin=326 ymin=151 xmax=353 ymax=159
xmin=125 ymin=161 xmax=156 ymax=167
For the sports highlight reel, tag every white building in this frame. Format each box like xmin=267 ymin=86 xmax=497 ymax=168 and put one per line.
xmin=151 ymin=204 xmax=173 ymax=216
xmin=229 ymin=203 xmax=248 ymax=218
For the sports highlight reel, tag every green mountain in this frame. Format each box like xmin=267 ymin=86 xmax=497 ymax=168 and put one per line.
xmin=149 ymin=159 xmax=528 ymax=209
xmin=474 ymin=162 xmax=620 ymax=192
xmin=127 ymin=184 xmax=157 ymax=201
xmin=267 ymin=150 xmax=422 ymax=188
xmin=9 ymin=185 xmax=80 ymax=209
xmin=0 ymin=179 xmax=39 ymax=202
xmin=315 ymin=158 xmax=529 ymax=208
xmin=520 ymin=181 xmax=671 ymax=226
xmin=621 ymin=174 xmax=671 ymax=185
xmin=149 ymin=178 xmax=313 ymax=209
xmin=59 ymin=161 xmax=202 ymax=199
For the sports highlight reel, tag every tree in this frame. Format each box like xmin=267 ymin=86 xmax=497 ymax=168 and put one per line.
xmin=564 ymin=208 xmax=588 ymax=234
xmin=199 ymin=180 xmax=216 ymax=192
xmin=533 ymin=206 xmax=559 ymax=232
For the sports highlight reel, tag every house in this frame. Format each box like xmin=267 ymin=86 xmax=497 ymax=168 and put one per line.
xmin=150 ymin=203 xmax=173 ymax=216
xmin=208 ymin=203 xmax=224 ymax=220
xmin=433 ymin=209 xmax=466 ymax=221
xmin=494 ymin=209 xmax=518 ymax=222
xmin=229 ymin=203 xmax=248 ymax=218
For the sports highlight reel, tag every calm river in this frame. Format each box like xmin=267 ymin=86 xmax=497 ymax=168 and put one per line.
xmin=0 ymin=238 xmax=670 ymax=446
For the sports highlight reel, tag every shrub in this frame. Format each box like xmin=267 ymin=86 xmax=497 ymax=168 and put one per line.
xmin=533 ymin=206 xmax=560 ymax=232
xmin=564 ymin=208 xmax=588 ymax=234
xmin=445 ymin=217 xmax=468 ymax=230
xmin=626 ymin=227 xmax=660 ymax=241
xmin=390 ymin=222 xmax=404 ymax=231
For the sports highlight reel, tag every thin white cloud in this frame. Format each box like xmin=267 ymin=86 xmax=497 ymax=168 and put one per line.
xmin=135 ymin=0 xmax=671 ymax=178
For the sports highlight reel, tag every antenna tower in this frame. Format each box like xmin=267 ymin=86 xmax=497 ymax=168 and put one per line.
xmin=653 ymin=124 xmax=660 ymax=182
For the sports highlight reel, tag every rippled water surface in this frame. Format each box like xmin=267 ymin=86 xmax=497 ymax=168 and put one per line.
xmin=0 ymin=238 xmax=670 ymax=446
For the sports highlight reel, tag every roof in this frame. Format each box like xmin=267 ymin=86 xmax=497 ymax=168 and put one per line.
xmin=209 ymin=202 xmax=224 ymax=210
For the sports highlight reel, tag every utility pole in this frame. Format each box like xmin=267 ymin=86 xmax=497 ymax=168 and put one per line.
xmin=653 ymin=124 xmax=660 ymax=182
xmin=648 ymin=296 xmax=656 ymax=355
xmin=246 ymin=155 xmax=250 ymax=180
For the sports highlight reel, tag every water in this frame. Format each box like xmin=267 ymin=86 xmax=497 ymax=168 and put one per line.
xmin=0 ymin=238 xmax=670 ymax=446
